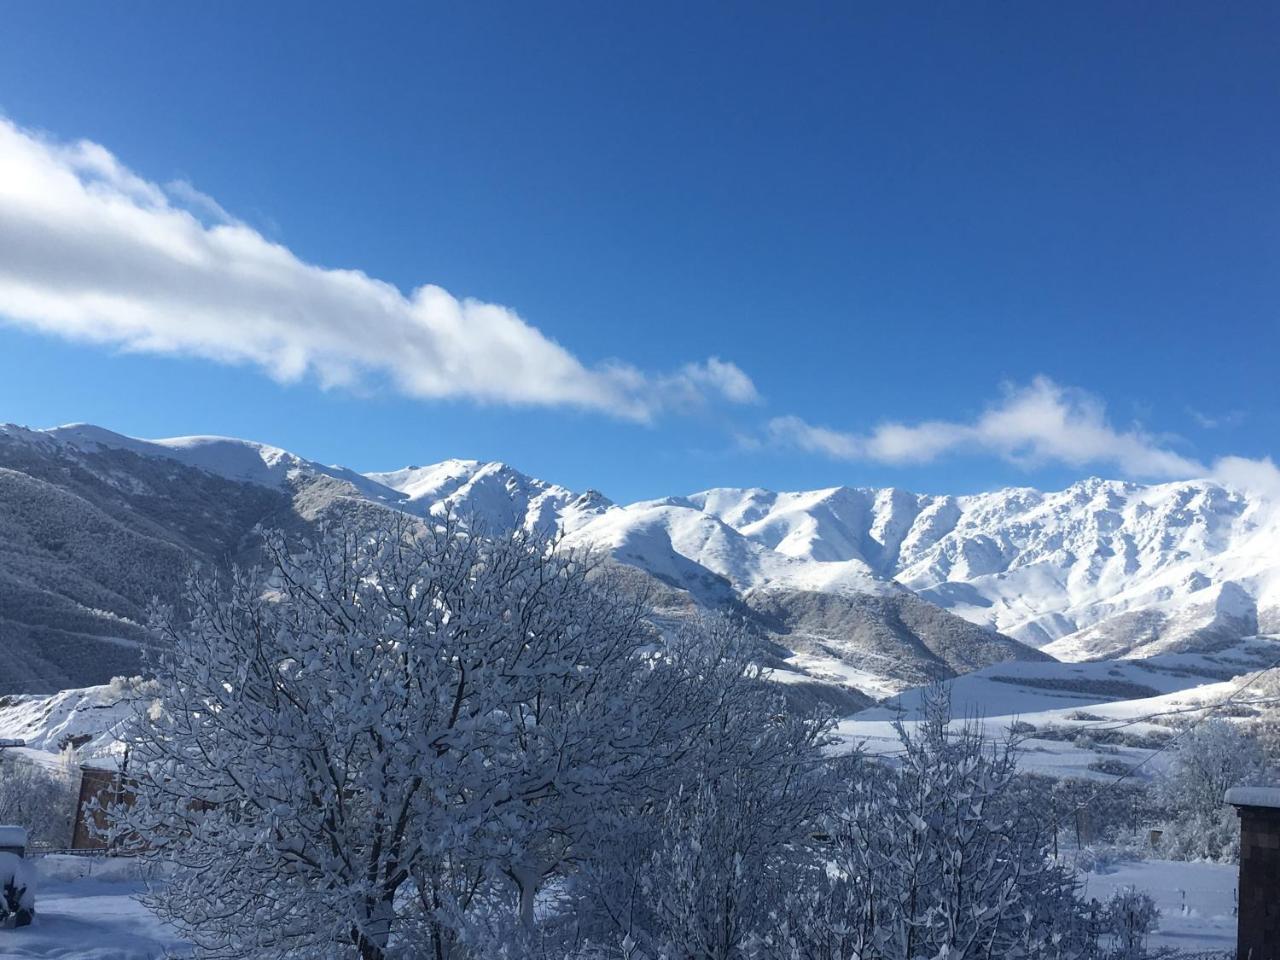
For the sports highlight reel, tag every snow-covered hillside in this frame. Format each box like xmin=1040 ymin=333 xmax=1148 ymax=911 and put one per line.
xmin=2 ymin=422 xmax=414 ymax=507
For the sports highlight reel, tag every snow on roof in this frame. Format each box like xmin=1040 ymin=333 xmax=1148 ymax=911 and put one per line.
xmin=1225 ymin=786 xmax=1280 ymax=809
xmin=0 ymin=825 xmax=28 ymax=847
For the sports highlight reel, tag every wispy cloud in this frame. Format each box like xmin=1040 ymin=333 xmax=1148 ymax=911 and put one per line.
xmin=1186 ymin=406 xmax=1246 ymax=431
xmin=163 ymin=178 xmax=240 ymax=226
xmin=767 ymin=376 xmax=1206 ymax=479
xmin=765 ymin=415 xmax=863 ymax=459
xmin=677 ymin=357 xmax=761 ymax=405
xmin=0 ymin=117 xmax=755 ymax=421
xmin=1213 ymin=455 xmax=1280 ymax=501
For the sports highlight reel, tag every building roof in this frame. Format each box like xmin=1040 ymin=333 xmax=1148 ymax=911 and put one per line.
xmin=1225 ymin=786 xmax=1280 ymax=809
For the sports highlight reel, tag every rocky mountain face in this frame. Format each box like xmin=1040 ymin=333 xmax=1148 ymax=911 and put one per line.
xmin=688 ymin=479 xmax=1279 ymax=659
xmin=2 ymin=423 xmax=1273 ymax=703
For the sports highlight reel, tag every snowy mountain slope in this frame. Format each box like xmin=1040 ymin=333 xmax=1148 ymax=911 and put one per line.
xmin=562 ymin=498 xmax=893 ymax=601
xmin=0 ymin=425 xmax=414 ymax=691
xmin=749 ymin=586 xmax=1049 ymax=695
xmin=8 ymin=425 xmax=613 ymax=532
xmin=897 ymin=479 xmax=1276 ymax=654
xmin=689 ymin=485 xmax=937 ymax=569
xmin=552 ymin=501 xmax=1026 ymax=693
xmin=694 ymin=477 xmax=1280 ymax=660
xmin=0 ymin=677 xmax=141 ymax=762
xmin=0 ymin=422 xmax=1046 ymax=699
xmin=368 ymin=459 xmax=612 ymax=534
xmin=12 ymin=423 xmax=409 ymax=505
xmin=0 ymin=466 xmax=182 ymax=689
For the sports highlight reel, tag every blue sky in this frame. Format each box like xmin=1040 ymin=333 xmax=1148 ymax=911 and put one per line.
xmin=0 ymin=2 xmax=1276 ymax=501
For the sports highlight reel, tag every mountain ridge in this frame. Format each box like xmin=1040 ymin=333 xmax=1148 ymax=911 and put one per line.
xmin=2 ymin=422 xmax=1274 ymax=699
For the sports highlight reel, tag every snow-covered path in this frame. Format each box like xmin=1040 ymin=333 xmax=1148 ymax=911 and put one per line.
xmin=0 ymin=857 xmax=188 ymax=959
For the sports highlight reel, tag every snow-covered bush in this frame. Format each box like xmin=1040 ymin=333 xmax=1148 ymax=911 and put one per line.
xmin=1160 ymin=719 xmax=1266 ymax=817
xmin=0 ymin=851 xmax=35 ymax=928
xmin=1243 ymin=669 xmax=1280 ymax=767
xmin=1154 ymin=806 xmax=1241 ymax=863
xmin=775 ymin=685 xmax=1101 ymax=960
xmin=1088 ymin=756 xmax=1136 ymax=778
xmin=0 ymin=754 xmax=78 ymax=849
xmin=1016 ymin=775 xmax=1157 ymax=856
xmin=104 ymin=674 xmax=160 ymax=699
xmin=1068 ymin=840 xmax=1152 ymax=874
xmin=1098 ymin=887 xmax=1158 ymax=960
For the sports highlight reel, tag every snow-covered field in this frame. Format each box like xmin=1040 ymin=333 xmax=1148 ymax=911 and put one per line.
xmin=1080 ymin=859 xmax=1238 ymax=954
xmin=838 ymin=637 xmax=1279 ymax=779
xmin=0 ymin=856 xmax=188 ymax=959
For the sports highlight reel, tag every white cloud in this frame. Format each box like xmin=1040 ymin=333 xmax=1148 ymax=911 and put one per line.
xmin=767 ymin=376 xmax=1207 ymax=480
xmin=766 ymin=415 xmax=863 ymax=459
xmin=0 ymin=118 xmax=756 ymax=421
xmin=677 ymin=357 xmax=761 ymax=405
xmin=1211 ymin=455 xmax=1280 ymax=501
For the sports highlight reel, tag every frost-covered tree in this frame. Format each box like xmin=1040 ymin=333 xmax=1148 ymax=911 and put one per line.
xmin=1161 ymin=718 xmax=1266 ymax=818
xmin=109 ymin=515 xmax=694 ymax=960
xmin=776 ymin=685 xmax=1098 ymax=960
xmin=0 ymin=754 xmax=78 ymax=849
xmin=562 ymin=616 xmax=835 ymax=960
xmin=1155 ymin=718 xmax=1268 ymax=862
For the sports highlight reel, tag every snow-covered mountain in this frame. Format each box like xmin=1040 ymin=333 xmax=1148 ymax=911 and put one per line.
xmin=2 ymin=422 xmax=1276 ymax=700
xmin=691 ymin=478 xmax=1280 ymax=659
xmin=368 ymin=459 xmax=613 ymax=535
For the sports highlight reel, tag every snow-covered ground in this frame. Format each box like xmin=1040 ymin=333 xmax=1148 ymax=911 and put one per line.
xmin=0 ymin=855 xmax=1235 ymax=958
xmin=1080 ymin=859 xmax=1238 ymax=954
xmin=771 ymin=648 xmax=908 ymax=699
xmin=0 ymin=856 xmax=188 ymax=959
xmin=837 ymin=637 xmax=1279 ymax=779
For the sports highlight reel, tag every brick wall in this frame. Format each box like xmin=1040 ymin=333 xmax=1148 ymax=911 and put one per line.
xmin=1236 ymin=804 xmax=1280 ymax=960
xmin=71 ymin=766 xmax=121 ymax=850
